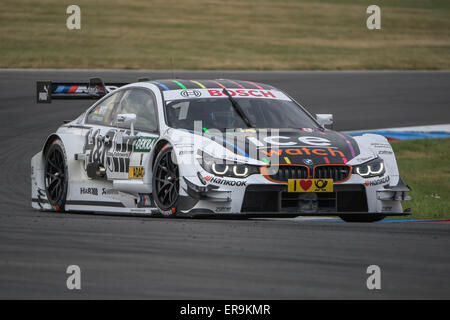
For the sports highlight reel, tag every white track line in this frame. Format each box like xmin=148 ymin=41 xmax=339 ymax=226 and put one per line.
xmin=344 ymin=123 xmax=450 ymax=134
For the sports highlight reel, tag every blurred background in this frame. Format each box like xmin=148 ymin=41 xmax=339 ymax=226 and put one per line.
xmin=1 ymin=0 xmax=449 ymax=70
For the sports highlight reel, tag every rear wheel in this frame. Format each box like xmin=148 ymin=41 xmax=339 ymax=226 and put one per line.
xmin=44 ymin=139 xmax=68 ymax=211
xmin=152 ymin=145 xmax=180 ymax=216
xmin=339 ymin=214 xmax=385 ymax=223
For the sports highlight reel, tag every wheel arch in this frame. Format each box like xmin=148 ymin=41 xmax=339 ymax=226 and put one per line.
xmin=42 ymin=138 xmax=69 ymax=211
xmin=40 ymin=130 xmax=88 ymax=202
xmin=151 ymin=139 xmax=171 ymax=169
xmin=42 ymin=134 xmax=61 ymax=157
xmin=150 ymin=139 xmax=182 ymax=215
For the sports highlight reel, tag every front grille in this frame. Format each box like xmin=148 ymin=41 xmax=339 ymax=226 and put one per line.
xmin=313 ymin=165 xmax=351 ymax=183
xmin=262 ymin=165 xmax=351 ymax=183
xmin=262 ymin=165 xmax=309 ymax=183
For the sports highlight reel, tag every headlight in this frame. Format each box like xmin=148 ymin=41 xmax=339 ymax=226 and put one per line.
xmin=354 ymin=157 xmax=385 ymax=178
xmin=200 ymin=152 xmax=260 ymax=178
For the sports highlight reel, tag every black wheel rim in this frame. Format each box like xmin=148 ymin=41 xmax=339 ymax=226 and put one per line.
xmin=45 ymin=147 xmax=66 ymax=204
xmin=154 ymin=151 xmax=179 ymax=208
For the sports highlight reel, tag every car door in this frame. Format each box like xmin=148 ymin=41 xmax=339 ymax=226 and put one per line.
xmin=83 ymin=90 xmax=125 ymax=178
xmin=106 ymin=87 xmax=160 ymax=180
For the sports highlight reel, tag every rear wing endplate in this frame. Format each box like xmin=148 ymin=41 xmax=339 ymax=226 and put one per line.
xmin=36 ymin=77 xmax=130 ymax=103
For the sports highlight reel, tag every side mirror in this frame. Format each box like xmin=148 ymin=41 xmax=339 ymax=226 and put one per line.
xmin=117 ymin=113 xmax=136 ymax=135
xmin=316 ymin=114 xmax=333 ymax=128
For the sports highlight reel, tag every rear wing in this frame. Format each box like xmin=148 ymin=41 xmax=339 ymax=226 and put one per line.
xmin=36 ymin=77 xmax=140 ymax=103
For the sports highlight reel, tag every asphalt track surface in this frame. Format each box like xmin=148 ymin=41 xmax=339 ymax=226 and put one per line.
xmin=0 ymin=70 xmax=449 ymax=299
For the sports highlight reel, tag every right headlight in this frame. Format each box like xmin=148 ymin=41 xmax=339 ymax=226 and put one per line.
xmin=199 ymin=152 xmax=260 ymax=178
xmin=354 ymin=157 xmax=385 ymax=178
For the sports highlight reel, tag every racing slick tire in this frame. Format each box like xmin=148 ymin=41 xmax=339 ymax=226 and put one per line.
xmin=44 ymin=139 xmax=68 ymax=212
xmin=152 ymin=145 xmax=180 ymax=217
xmin=339 ymin=214 xmax=385 ymax=223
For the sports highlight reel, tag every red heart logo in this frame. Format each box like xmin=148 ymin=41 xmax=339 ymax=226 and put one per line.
xmin=300 ymin=180 xmax=312 ymax=191
xmin=364 ymin=181 xmax=370 ymax=187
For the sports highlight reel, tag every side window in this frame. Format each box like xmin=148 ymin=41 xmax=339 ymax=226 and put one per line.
xmin=86 ymin=91 xmax=123 ymax=126
xmin=114 ymin=88 xmax=158 ymax=132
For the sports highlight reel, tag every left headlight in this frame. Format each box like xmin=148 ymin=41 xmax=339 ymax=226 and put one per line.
xmin=200 ymin=152 xmax=260 ymax=178
xmin=354 ymin=157 xmax=385 ymax=178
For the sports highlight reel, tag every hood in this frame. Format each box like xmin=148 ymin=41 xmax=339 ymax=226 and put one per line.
xmin=172 ymin=128 xmax=361 ymax=166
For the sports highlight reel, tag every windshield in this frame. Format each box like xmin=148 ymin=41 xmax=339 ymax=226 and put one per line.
xmin=165 ymin=97 xmax=319 ymax=131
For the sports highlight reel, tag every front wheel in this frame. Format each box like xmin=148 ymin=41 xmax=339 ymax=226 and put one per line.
xmin=44 ymin=139 xmax=68 ymax=211
xmin=152 ymin=145 xmax=180 ymax=216
xmin=339 ymin=214 xmax=385 ymax=223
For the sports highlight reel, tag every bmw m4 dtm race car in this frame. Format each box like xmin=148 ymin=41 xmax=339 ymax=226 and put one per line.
xmin=32 ymin=77 xmax=411 ymax=222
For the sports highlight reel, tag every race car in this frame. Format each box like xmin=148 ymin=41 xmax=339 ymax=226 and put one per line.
xmin=32 ymin=77 xmax=411 ymax=222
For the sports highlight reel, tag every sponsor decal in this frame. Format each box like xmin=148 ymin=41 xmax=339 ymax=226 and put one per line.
xmin=107 ymin=150 xmax=131 ymax=158
xmin=92 ymin=105 xmax=109 ymax=116
xmin=55 ymin=85 xmax=89 ymax=94
xmin=84 ymin=129 xmax=119 ymax=172
xmin=257 ymin=135 xmax=331 ymax=146
xmin=179 ymin=150 xmax=194 ymax=155
xmin=36 ymin=188 xmax=47 ymax=209
xmin=102 ymin=188 xmax=119 ymax=196
xmin=262 ymin=147 xmax=345 ymax=158
xmin=204 ymin=176 xmax=247 ymax=187
xmin=163 ymin=89 xmax=291 ymax=101
xmin=80 ymin=187 xmax=98 ymax=196
xmin=378 ymin=150 xmax=393 ymax=155
xmin=128 ymin=166 xmax=145 ymax=179
xmin=382 ymin=206 xmax=393 ymax=212
xmin=105 ymin=149 xmax=131 ymax=173
xmin=364 ymin=176 xmax=390 ymax=187
xmin=133 ymin=137 xmax=157 ymax=153
xmin=288 ymin=179 xmax=333 ymax=193
xmin=215 ymin=206 xmax=232 ymax=212
xmin=138 ymin=194 xmax=154 ymax=207
xmin=180 ymin=89 xmax=202 ymax=97
xmin=303 ymin=159 xmax=313 ymax=165
xmin=298 ymin=136 xmax=331 ymax=146
xmin=84 ymin=129 xmax=144 ymax=174
xmin=208 ymin=89 xmax=275 ymax=98
xmin=370 ymin=142 xmax=391 ymax=149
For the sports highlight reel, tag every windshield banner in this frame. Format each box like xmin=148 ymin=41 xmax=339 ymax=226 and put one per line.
xmin=163 ymin=89 xmax=292 ymax=101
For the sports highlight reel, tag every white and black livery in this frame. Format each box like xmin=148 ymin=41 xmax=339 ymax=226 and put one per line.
xmin=32 ymin=77 xmax=411 ymax=222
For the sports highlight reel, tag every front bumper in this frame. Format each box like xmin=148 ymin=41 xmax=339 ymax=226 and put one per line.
xmin=182 ymin=174 xmax=411 ymax=217
xmin=240 ymin=184 xmax=370 ymax=214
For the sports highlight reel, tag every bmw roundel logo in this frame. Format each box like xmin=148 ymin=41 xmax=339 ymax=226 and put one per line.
xmin=303 ymin=159 xmax=313 ymax=165
xmin=180 ymin=89 xmax=201 ymax=97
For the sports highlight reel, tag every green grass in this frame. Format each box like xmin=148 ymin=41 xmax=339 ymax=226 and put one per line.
xmin=392 ymin=138 xmax=450 ymax=219
xmin=0 ymin=0 xmax=449 ymax=69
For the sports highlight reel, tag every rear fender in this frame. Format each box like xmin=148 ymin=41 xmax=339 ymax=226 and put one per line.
xmin=41 ymin=129 xmax=90 ymax=203
xmin=31 ymin=151 xmax=52 ymax=210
